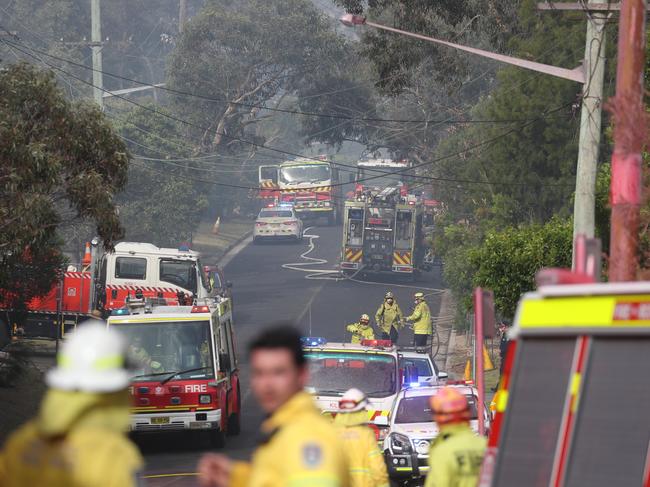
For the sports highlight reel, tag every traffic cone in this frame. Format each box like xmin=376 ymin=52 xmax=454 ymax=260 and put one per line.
xmin=212 ymin=216 xmax=221 ymax=235
xmin=483 ymin=344 xmax=495 ymax=371
xmin=82 ymin=242 xmax=92 ymax=266
xmin=464 ymin=359 xmax=472 ymax=381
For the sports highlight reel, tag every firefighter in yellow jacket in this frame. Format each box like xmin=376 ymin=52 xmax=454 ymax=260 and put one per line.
xmin=198 ymin=325 xmax=348 ymax=487
xmin=0 ymin=323 xmax=143 ymax=487
xmin=346 ymin=314 xmax=375 ymax=344
xmin=334 ymin=388 xmax=389 ymax=487
xmin=424 ymin=387 xmax=487 ymax=487
xmin=375 ymin=291 xmax=403 ymax=344
xmin=405 ymin=292 xmax=432 ymax=348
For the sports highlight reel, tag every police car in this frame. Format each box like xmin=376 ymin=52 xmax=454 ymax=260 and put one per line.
xmin=253 ymin=204 xmax=303 ymax=242
xmin=383 ymin=383 xmax=490 ymax=482
xmin=398 ymin=348 xmax=448 ymax=384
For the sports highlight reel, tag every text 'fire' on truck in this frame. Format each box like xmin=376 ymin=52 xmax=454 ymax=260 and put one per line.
xmin=341 ymin=187 xmax=426 ymax=278
xmin=258 ymin=157 xmax=342 ymax=225
xmin=107 ymin=296 xmax=240 ymax=447
xmin=2 ymin=241 xmax=216 ymax=340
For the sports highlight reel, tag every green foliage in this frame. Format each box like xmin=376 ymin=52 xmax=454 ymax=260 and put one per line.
xmin=0 ymin=64 xmax=127 ymax=307
xmin=110 ymin=103 xmax=208 ymax=247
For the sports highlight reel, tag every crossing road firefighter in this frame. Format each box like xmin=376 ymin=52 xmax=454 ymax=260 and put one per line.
xmin=375 ymin=291 xmax=403 ymax=343
xmin=198 ymin=325 xmax=348 ymax=487
xmin=0 ymin=323 xmax=143 ymax=487
xmin=346 ymin=314 xmax=375 ymax=344
xmin=406 ymin=292 xmax=432 ymax=347
xmin=334 ymin=388 xmax=389 ymax=487
xmin=424 ymin=387 xmax=486 ymax=487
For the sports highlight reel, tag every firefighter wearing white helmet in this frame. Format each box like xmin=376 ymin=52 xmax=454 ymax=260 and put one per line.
xmin=406 ymin=291 xmax=432 ymax=347
xmin=346 ymin=314 xmax=375 ymax=344
xmin=0 ymin=322 xmax=143 ymax=487
xmin=334 ymin=389 xmax=389 ymax=487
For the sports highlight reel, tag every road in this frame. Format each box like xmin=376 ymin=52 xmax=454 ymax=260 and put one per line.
xmin=141 ymin=224 xmax=444 ymax=485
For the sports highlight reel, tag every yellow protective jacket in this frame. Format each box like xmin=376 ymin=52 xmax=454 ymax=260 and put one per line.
xmin=230 ymin=391 xmax=349 ymax=487
xmin=0 ymin=389 xmax=143 ymax=487
xmin=334 ymin=411 xmax=389 ymax=487
xmin=424 ymin=423 xmax=487 ymax=487
xmin=346 ymin=323 xmax=375 ymax=344
xmin=375 ymin=301 xmax=403 ymax=334
xmin=406 ymin=301 xmax=432 ymax=335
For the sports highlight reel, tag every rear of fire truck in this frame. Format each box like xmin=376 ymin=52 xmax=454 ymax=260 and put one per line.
xmin=107 ymin=297 xmax=240 ymax=447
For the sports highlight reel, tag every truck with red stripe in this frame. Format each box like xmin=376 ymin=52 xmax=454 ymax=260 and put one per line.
xmin=107 ymin=297 xmax=240 ymax=446
xmin=341 ymin=186 xmax=426 ymax=278
xmin=258 ymin=157 xmax=342 ymax=225
xmin=2 ymin=241 xmax=214 ymax=340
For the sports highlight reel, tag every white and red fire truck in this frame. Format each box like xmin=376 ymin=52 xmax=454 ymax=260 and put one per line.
xmin=107 ymin=296 xmax=240 ymax=446
xmin=258 ymin=157 xmax=342 ymax=225
xmin=1 ymin=241 xmax=215 ymax=340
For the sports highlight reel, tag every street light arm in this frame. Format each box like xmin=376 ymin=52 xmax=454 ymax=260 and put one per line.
xmin=340 ymin=14 xmax=585 ymax=84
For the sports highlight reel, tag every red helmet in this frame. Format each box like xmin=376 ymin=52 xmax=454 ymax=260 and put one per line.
xmin=429 ymin=387 xmax=470 ymax=425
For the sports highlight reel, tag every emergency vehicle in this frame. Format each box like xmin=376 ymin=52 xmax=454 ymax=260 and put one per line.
xmin=354 ymin=158 xmax=412 ymax=193
xmin=107 ymin=295 xmax=240 ymax=446
xmin=480 ymin=281 xmax=650 ymax=487
xmin=2 ymin=241 xmax=213 ymax=340
xmin=340 ymin=187 xmax=426 ymax=277
xmin=302 ymin=338 xmax=417 ymax=443
xmin=258 ymin=157 xmax=342 ymax=224
xmin=385 ymin=382 xmax=490 ymax=484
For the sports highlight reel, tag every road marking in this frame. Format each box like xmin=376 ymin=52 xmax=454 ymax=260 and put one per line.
xmin=143 ymin=472 xmax=198 ymax=478
xmin=219 ymin=235 xmax=254 ymax=268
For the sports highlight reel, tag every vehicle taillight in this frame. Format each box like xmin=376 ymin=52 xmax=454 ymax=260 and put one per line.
xmin=256 ymin=222 xmax=267 ymax=226
xmin=191 ymin=305 xmax=210 ymax=313
xmin=282 ymin=221 xmax=297 ymax=226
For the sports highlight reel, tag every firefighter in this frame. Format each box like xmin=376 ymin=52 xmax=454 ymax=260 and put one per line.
xmin=424 ymin=387 xmax=487 ymax=487
xmin=346 ymin=314 xmax=375 ymax=344
xmin=129 ymin=335 xmax=164 ymax=373
xmin=0 ymin=323 xmax=143 ymax=486
xmin=334 ymin=388 xmax=389 ymax=487
xmin=375 ymin=291 xmax=403 ymax=344
xmin=405 ymin=292 xmax=432 ymax=348
xmin=198 ymin=325 xmax=348 ymax=487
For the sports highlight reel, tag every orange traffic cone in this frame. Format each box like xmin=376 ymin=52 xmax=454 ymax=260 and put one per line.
xmin=464 ymin=359 xmax=472 ymax=381
xmin=82 ymin=242 xmax=92 ymax=266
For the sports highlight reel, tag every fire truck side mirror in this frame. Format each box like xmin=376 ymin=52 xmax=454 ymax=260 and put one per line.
xmin=219 ymin=353 xmax=231 ymax=373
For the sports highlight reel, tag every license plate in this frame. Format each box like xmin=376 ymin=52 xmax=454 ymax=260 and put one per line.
xmin=151 ymin=416 xmax=170 ymax=425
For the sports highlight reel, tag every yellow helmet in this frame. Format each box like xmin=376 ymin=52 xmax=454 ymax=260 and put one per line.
xmin=414 ymin=292 xmax=425 ymax=299
xmin=360 ymin=314 xmax=370 ymax=323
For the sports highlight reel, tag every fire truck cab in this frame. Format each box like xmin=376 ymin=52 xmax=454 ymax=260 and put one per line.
xmin=107 ymin=296 xmax=240 ymax=446
xmin=96 ymin=242 xmax=212 ymax=312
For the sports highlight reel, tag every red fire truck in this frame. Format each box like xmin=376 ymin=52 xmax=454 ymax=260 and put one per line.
xmin=1 ymin=241 xmax=214 ymax=340
xmin=258 ymin=157 xmax=342 ymax=225
xmin=107 ymin=296 xmax=240 ymax=446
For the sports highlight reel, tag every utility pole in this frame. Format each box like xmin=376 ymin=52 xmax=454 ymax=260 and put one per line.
xmin=608 ymin=0 xmax=647 ymax=281
xmin=179 ymin=0 xmax=188 ymax=33
xmin=573 ymin=0 xmax=607 ymax=248
xmin=90 ymin=0 xmax=104 ymax=108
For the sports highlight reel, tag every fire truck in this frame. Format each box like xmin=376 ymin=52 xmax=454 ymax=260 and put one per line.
xmin=340 ymin=186 xmax=426 ymax=278
xmin=258 ymin=157 xmax=342 ymax=224
xmin=2 ymin=241 xmax=214 ymax=340
xmin=354 ymin=158 xmax=412 ymax=193
xmin=107 ymin=296 xmax=240 ymax=446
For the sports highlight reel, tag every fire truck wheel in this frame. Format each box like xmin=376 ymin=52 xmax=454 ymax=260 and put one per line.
xmin=227 ymin=385 xmax=242 ymax=436
xmin=209 ymin=427 xmax=226 ymax=448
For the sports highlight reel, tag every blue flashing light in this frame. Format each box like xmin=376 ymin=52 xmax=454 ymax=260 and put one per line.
xmin=278 ymin=202 xmax=294 ymax=208
xmin=178 ymin=244 xmax=191 ymax=252
xmin=111 ymin=307 xmax=130 ymax=316
xmin=301 ymin=336 xmax=327 ymax=347
xmin=409 ymin=382 xmax=421 ymax=388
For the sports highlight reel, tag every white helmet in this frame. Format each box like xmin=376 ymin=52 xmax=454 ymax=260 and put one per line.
xmin=46 ymin=322 xmax=131 ymax=393
xmin=338 ymin=388 xmax=369 ymax=413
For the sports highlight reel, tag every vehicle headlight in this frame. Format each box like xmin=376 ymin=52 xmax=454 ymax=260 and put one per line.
xmin=323 ymin=201 xmax=331 ymax=207
xmin=414 ymin=439 xmax=430 ymax=455
xmin=389 ymin=432 xmax=412 ymax=454
xmin=199 ymin=394 xmax=211 ymax=404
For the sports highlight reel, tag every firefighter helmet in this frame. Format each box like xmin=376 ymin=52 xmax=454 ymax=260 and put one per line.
xmin=385 ymin=291 xmax=394 ymax=300
xmin=414 ymin=292 xmax=425 ymax=299
xmin=339 ymin=388 xmax=369 ymax=412
xmin=429 ymin=387 xmax=471 ymax=425
xmin=46 ymin=321 xmax=131 ymax=393
xmin=360 ymin=314 xmax=370 ymax=323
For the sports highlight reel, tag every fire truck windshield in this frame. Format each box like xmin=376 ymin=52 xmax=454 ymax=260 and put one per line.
xmin=160 ymin=259 xmax=198 ymax=294
xmin=305 ymin=351 xmax=397 ymax=398
xmin=280 ymin=164 xmax=330 ymax=185
xmin=111 ymin=320 xmax=215 ymax=382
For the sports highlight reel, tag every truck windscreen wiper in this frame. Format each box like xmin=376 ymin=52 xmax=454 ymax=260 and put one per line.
xmin=160 ymin=366 xmax=212 ymax=384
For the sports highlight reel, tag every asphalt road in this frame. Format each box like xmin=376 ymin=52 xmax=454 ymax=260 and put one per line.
xmin=141 ymin=224 xmax=444 ymax=485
